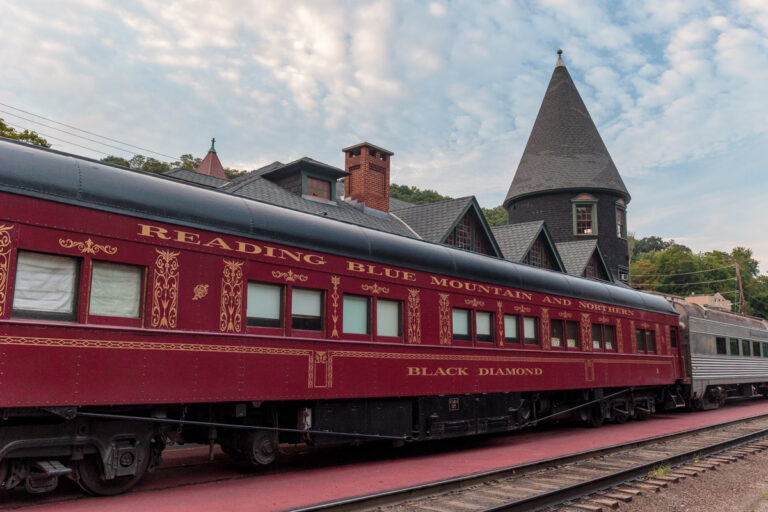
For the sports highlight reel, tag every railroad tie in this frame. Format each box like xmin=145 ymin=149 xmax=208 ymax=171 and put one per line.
xmin=653 ymin=475 xmax=681 ymax=483
xmin=673 ymin=468 xmax=699 ymax=476
xmin=629 ymin=482 xmax=661 ymax=492
xmin=571 ymin=503 xmax=604 ymax=512
xmin=644 ymin=479 xmax=670 ymax=488
xmin=588 ymin=497 xmax=620 ymax=509
xmin=602 ymin=491 xmax=634 ymax=502
xmin=616 ymin=486 xmax=642 ymax=496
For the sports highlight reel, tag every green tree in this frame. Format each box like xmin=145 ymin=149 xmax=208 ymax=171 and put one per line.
xmin=100 ymin=155 xmax=131 ymax=167
xmin=0 ymin=118 xmax=50 ymax=147
xmin=389 ymin=183 xmax=452 ymax=204
xmin=482 ymin=205 xmax=508 ymax=227
xmin=654 ymin=244 xmax=701 ymax=295
xmin=632 ymin=236 xmax=671 ymax=256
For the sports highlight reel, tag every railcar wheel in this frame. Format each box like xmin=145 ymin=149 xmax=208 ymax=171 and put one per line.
xmin=585 ymin=406 xmax=605 ymax=428
xmin=231 ymin=430 xmax=278 ymax=467
xmin=75 ymin=444 xmax=150 ymax=496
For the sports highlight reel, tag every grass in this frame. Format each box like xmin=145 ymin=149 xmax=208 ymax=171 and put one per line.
xmin=648 ymin=464 xmax=671 ymax=478
xmin=693 ymin=453 xmax=701 ymax=462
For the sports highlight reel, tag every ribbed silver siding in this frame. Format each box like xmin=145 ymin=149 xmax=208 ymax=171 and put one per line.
xmin=688 ymin=316 xmax=768 ymax=394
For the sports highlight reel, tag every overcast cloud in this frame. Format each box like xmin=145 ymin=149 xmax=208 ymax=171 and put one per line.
xmin=1 ymin=1 xmax=767 ymax=269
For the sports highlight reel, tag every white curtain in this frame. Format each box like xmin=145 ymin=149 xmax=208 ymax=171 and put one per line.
xmin=247 ymin=283 xmax=282 ymax=320
xmin=523 ymin=317 xmax=536 ymax=339
xmin=90 ymin=261 xmax=142 ymax=318
xmin=292 ymin=288 xmax=321 ymax=317
xmin=13 ymin=251 xmax=77 ymax=314
xmin=476 ymin=311 xmax=492 ymax=336
xmin=376 ymin=299 xmax=400 ymax=337
xmin=452 ymin=309 xmax=469 ymax=336
xmin=343 ymin=295 xmax=369 ymax=334
xmin=504 ymin=315 xmax=518 ymax=338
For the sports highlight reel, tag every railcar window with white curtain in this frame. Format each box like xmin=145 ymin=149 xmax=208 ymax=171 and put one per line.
xmin=476 ymin=311 xmax=493 ymax=343
xmin=376 ymin=299 xmax=401 ymax=337
xmin=452 ymin=308 xmax=471 ymax=341
xmin=550 ymin=320 xmax=564 ymax=347
xmin=566 ymin=321 xmax=579 ymax=348
xmin=89 ymin=261 xmax=142 ymax=318
xmin=291 ymin=288 xmax=322 ymax=331
xmin=504 ymin=314 xmax=519 ymax=344
xmin=12 ymin=251 xmax=79 ymax=321
xmin=523 ymin=316 xmax=538 ymax=345
xmin=247 ymin=282 xmax=282 ymax=327
xmin=343 ymin=295 xmax=369 ymax=335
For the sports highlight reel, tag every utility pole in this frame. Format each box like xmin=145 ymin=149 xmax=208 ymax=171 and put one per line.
xmin=735 ymin=263 xmax=746 ymax=316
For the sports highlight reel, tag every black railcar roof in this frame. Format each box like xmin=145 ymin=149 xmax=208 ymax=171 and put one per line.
xmin=0 ymin=137 xmax=675 ymax=315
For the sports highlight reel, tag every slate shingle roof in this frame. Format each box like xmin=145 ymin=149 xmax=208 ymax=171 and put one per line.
xmin=505 ymin=58 xmax=629 ymax=206
xmin=555 ymin=239 xmax=599 ymax=276
xmin=164 ymin=169 xmax=230 ymax=188
xmin=391 ymin=197 xmax=474 ymax=243
xmin=389 ymin=197 xmax=416 ymax=211
xmin=215 ymin=163 xmax=418 ymax=238
xmin=491 ymin=221 xmax=544 ymax=262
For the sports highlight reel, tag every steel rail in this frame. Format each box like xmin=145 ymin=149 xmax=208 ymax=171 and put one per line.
xmin=290 ymin=410 xmax=768 ymax=512
xmin=481 ymin=424 xmax=768 ymax=512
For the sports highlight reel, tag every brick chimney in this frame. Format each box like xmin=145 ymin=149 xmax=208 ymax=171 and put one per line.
xmin=342 ymin=142 xmax=393 ymax=213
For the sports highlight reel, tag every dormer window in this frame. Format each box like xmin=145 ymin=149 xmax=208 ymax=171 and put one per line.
xmin=571 ymin=194 xmax=598 ymax=236
xmin=306 ymin=176 xmax=331 ymax=200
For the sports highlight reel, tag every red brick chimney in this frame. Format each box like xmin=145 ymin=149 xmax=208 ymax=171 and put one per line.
xmin=342 ymin=142 xmax=393 ymax=213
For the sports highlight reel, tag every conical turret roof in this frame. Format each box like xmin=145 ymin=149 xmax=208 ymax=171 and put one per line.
xmin=504 ymin=51 xmax=629 ymax=206
xmin=195 ymin=138 xmax=228 ymax=180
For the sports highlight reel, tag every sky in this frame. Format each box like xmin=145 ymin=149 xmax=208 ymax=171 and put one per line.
xmin=1 ymin=1 xmax=768 ymax=270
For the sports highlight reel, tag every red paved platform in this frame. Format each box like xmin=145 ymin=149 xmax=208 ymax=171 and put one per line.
xmin=6 ymin=399 xmax=768 ymax=511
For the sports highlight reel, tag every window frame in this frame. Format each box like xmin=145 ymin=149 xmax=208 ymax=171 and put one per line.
xmin=11 ymin=250 xmax=82 ymax=323
xmin=635 ymin=328 xmax=656 ymax=354
xmin=475 ymin=310 xmax=494 ymax=344
xmin=304 ymin=174 xmax=333 ymax=201
xmin=375 ymin=297 xmax=403 ymax=341
xmin=615 ymin=200 xmax=627 ymax=239
xmin=523 ymin=316 xmax=539 ymax=346
xmin=342 ymin=294 xmax=370 ymax=337
xmin=753 ymin=341 xmax=761 ymax=358
xmin=742 ymin=339 xmax=751 ymax=357
xmin=715 ymin=337 xmax=727 ymax=355
xmin=290 ymin=287 xmax=325 ymax=334
xmin=730 ymin=337 xmax=740 ymax=356
xmin=504 ymin=314 xmax=520 ymax=345
xmin=87 ymin=260 xmax=146 ymax=327
xmin=566 ymin=320 xmax=580 ymax=350
xmin=452 ymin=307 xmax=472 ymax=342
xmin=246 ymin=281 xmax=284 ymax=329
xmin=550 ymin=319 xmax=565 ymax=350
xmin=571 ymin=195 xmax=598 ymax=236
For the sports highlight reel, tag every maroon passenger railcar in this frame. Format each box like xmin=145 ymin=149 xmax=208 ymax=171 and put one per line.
xmin=0 ymin=138 xmax=682 ymax=495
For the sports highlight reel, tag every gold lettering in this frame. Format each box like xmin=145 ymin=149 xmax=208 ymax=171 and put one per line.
xmin=347 ymin=261 xmax=366 ymax=273
xmin=408 ymin=367 xmax=422 ymax=376
xmin=403 ymin=272 xmax=416 ymax=282
xmin=175 ymin=230 xmax=200 ymax=245
xmin=204 ymin=237 xmax=233 ymax=250
xmin=236 ymin=241 xmax=261 ymax=255
xmin=430 ymin=276 xmax=449 ymax=287
xmin=279 ymin=249 xmax=303 ymax=263
xmin=303 ymin=254 xmax=326 ymax=266
xmin=138 ymin=224 xmax=170 ymax=240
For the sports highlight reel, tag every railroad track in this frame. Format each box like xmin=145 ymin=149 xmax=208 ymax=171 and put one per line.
xmin=292 ymin=411 xmax=768 ymax=512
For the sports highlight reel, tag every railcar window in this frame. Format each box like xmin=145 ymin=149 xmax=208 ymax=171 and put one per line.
xmin=343 ymin=295 xmax=369 ymax=335
xmin=592 ymin=324 xmax=603 ymax=349
xmin=291 ymin=288 xmax=323 ymax=331
xmin=247 ymin=283 xmax=283 ymax=327
xmin=604 ymin=325 xmax=615 ymax=350
xmin=523 ymin=317 xmax=539 ymax=345
xmin=452 ymin=308 xmax=471 ymax=341
xmin=742 ymin=339 xmax=751 ymax=357
xmin=376 ymin=299 xmax=401 ymax=337
xmin=753 ymin=341 xmax=761 ymax=358
xmin=730 ymin=338 xmax=740 ymax=355
xmin=635 ymin=328 xmax=655 ymax=353
xmin=476 ymin=311 xmax=493 ymax=343
xmin=646 ymin=331 xmax=656 ymax=353
xmin=11 ymin=251 xmax=79 ymax=321
xmin=716 ymin=337 xmax=727 ymax=355
xmin=551 ymin=320 xmax=564 ymax=348
xmin=763 ymin=343 xmax=768 ymax=358
xmin=504 ymin=314 xmax=519 ymax=344
xmin=89 ymin=261 xmax=142 ymax=318
xmin=566 ymin=321 xmax=579 ymax=348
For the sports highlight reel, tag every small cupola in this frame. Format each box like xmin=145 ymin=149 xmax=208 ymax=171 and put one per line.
xmin=195 ymin=138 xmax=228 ymax=180
xmin=342 ymin=142 xmax=394 ymax=213
xmin=260 ymin=158 xmax=348 ymax=202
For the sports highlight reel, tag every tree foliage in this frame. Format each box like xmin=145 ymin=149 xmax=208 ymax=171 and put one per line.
xmin=0 ymin=118 xmax=51 ymax=147
xmin=389 ymin=183 xmax=507 ymax=226
xmin=630 ymin=238 xmax=768 ymax=318
xmin=101 ymin=152 xmax=247 ymax=177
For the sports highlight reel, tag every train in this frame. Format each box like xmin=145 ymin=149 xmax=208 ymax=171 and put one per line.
xmin=0 ymin=137 xmax=767 ymax=496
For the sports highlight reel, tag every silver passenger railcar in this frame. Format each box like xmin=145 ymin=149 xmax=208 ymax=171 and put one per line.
xmin=674 ymin=302 xmax=768 ymax=409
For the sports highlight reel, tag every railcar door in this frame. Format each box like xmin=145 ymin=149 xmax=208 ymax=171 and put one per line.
xmin=670 ymin=326 xmax=686 ymax=381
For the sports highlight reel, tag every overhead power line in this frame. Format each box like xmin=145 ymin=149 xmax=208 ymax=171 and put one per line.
xmin=3 ymin=120 xmax=112 ymax=156
xmin=632 ymin=264 xmax=735 ymax=278
xmin=635 ymin=277 xmax=737 ymax=287
xmin=0 ymin=101 xmax=177 ymax=160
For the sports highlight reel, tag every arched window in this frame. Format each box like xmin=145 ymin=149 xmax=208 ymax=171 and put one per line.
xmin=615 ymin=199 xmax=627 ymax=239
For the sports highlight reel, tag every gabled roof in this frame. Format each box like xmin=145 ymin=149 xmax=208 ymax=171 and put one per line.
xmin=555 ymin=239 xmax=612 ymax=281
xmin=504 ymin=51 xmax=629 ymax=207
xmin=164 ymin=168 xmax=230 ymax=188
xmin=392 ymin=197 xmax=503 ymax=257
xmin=389 ymin=197 xmax=416 ymax=211
xmin=491 ymin=221 xmax=565 ymax=272
xmin=195 ymin=139 xmax=228 ymax=180
xmin=216 ymin=162 xmax=417 ymax=238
